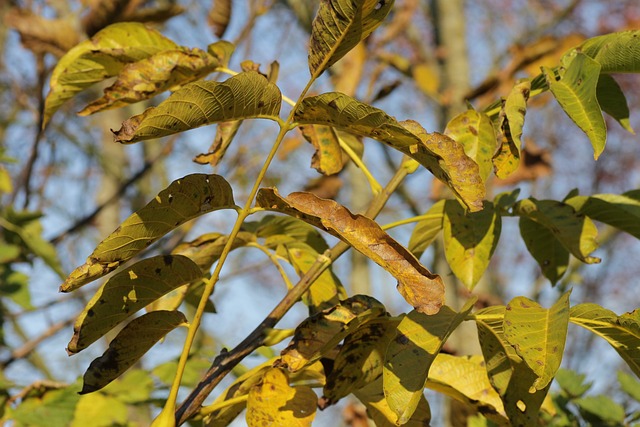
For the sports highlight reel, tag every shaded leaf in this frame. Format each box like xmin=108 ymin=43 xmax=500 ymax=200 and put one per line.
xmin=61 ymin=174 xmax=235 ymax=292
xmin=565 ymin=193 xmax=640 ymax=239
xmin=383 ymin=298 xmax=476 ymax=424
xmin=257 ymin=189 xmax=445 ymax=314
xmin=444 ymin=109 xmax=496 ymax=182
xmin=208 ymin=0 xmax=232 ymax=38
xmin=443 ymin=200 xmax=501 ymax=289
xmin=504 ymin=292 xmax=571 ymax=392
xmin=514 ymin=198 xmax=600 ymax=264
xmin=597 ymin=74 xmax=634 ymax=133
xmin=519 ymin=216 xmax=570 ymax=284
xmin=493 ymin=80 xmax=530 ymax=178
xmin=5 ymin=8 xmax=79 ymax=57
xmin=354 ymin=377 xmax=431 ymax=427
xmin=426 ymin=354 xmax=507 ymax=424
xmin=194 ymin=120 xmax=243 ymax=166
xmin=79 ymin=47 xmax=221 ymax=115
xmin=44 ymin=22 xmax=178 ymax=127
xmin=67 ymin=255 xmax=202 ymax=354
xmin=574 ymin=395 xmax=626 ymax=426
xmin=80 ymin=310 xmax=187 ymax=394
xmin=577 ymin=30 xmax=640 ymax=73
xmin=172 ymin=231 xmax=255 ymax=272
xmin=113 ymin=71 xmax=282 ymax=143
xmin=207 ymin=40 xmax=235 ymax=68
xmin=279 ymin=295 xmax=387 ymax=372
xmin=308 ymin=0 xmax=393 ymax=76
xmin=543 ymin=53 xmax=606 ymax=159
xmin=407 ymin=200 xmax=445 ymax=259
xmin=570 ymin=303 xmax=640 ymax=377
xmin=294 ymin=93 xmax=485 ymax=211
xmin=554 ymin=369 xmax=592 ymax=398
xmin=246 ymin=368 xmax=316 ymax=427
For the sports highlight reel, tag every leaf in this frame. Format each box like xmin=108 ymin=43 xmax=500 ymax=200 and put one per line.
xmin=113 ymin=71 xmax=282 ymax=143
xmin=194 ymin=120 xmax=243 ymax=166
xmin=543 ymin=53 xmax=606 ymax=159
xmin=61 ymin=174 xmax=235 ymax=292
xmin=9 ymin=386 xmax=80 ymax=427
xmin=514 ymin=198 xmax=600 ymax=264
xmin=570 ymin=303 xmax=640 ymax=377
xmin=208 ymin=0 xmax=232 ymax=38
xmin=308 ymin=0 xmax=394 ymax=77
xmin=597 ymin=74 xmax=634 ymax=133
xmin=44 ymin=22 xmax=178 ymax=127
xmin=80 ymin=310 xmax=187 ymax=394
xmin=577 ymin=30 xmax=640 ymax=73
xmin=554 ymin=369 xmax=591 ymax=398
xmin=444 ymin=109 xmax=497 ymax=182
xmin=618 ymin=371 xmax=640 ymax=402
xmin=574 ymin=395 xmax=626 ymax=425
xmin=426 ymin=354 xmax=507 ymax=424
xmin=256 ymin=189 xmax=445 ymax=314
xmin=504 ymin=292 xmax=571 ymax=392
xmin=71 ymin=393 xmax=128 ymax=427
xmin=565 ymin=193 xmax=640 ymax=239
xmin=443 ymin=200 xmax=501 ymax=289
xmin=519 ymin=216 xmax=570 ymax=284
xmin=279 ymin=295 xmax=387 ymax=372
xmin=299 ymin=125 xmax=345 ymax=175
xmin=407 ymin=200 xmax=445 ymax=259
xmin=383 ymin=298 xmax=476 ymax=424
xmin=493 ymin=80 xmax=530 ymax=179
xmin=294 ymin=93 xmax=485 ymax=211
xmin=246 ymin=368 xmax=316 ymax=427
xmin=207 ymin=40 xmax=236 ymax=68
xmin=354 ymin=377 xmax=431 ymax=427
xmin=322 ymin=316 xmax=400 ymax=405
xmin=172 ymin=231 xmax=255 ymax=272
xmin=78 ymin=47 xmax=221 ymax=115
xmin=67 ymin=255 xmax=202 ymax=354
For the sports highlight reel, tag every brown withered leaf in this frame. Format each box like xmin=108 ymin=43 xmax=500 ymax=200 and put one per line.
xmin=5 ymin=8 xmax=80 ymax=57
xmin=256 ymin=189 xmax=445 ymax=314
xmin=303 ymin=175 xmax=343 ymax=200
xmin=193 ymin=120 xmax=242 ymax=166
xmin=209 ymin=0 xmax=232 ymax=38
xmin=82 ymin=0 xmax=131 ymax=37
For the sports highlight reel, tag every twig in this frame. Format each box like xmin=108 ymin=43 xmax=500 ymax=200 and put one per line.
xmin=0 ymin=318 xmax=74 ymax=369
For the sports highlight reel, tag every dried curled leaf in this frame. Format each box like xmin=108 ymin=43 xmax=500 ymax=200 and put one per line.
xmin=113 ymin=71 xmax=282 ymax=143
xmin=256 ymin=188 xmax=444 ymax=314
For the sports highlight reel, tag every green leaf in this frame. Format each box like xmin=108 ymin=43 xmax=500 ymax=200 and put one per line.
xmin=577 ymin=30 xmax=640 ymax=73
xmin=597 ymin=74 xmax=634 ymax=133
xmin=570 ymin=303 xmax=640 ymax=377
xmin=113 ymin=71 xmax=282 ymax=143
xmin=493 ymin=80 xmax=530 ymax=178
xmin=61 ymin=174 xmax=235 ymax=292
xmin=383 ymin=298 xmax=476 ymax=424
xmin=254 ymin=214 xmax=330 ymax=253
xmin=565 ymin=193 xmax=640 ymax=239
xmin=256 ymin=189 xmax=444 ymax=314
xmin=80 ymin=310 xmax=187 ymax=394
xmin=574 ymin=395 xmax=626 ymax=426
xmin=443 ymin=200 xmax=501 ymax=290
xmin=9 ymin=386 xmax=80 ymax=427
xmin=444 ymin=109 xmax=497 ymax=182
xmin=44 ymin=22 xmax=178 ymax=127
xmin=0 ymin=269 xmax=32 ymax=309
xmin=503 ymin=292 xmax=571 ymax=392
xmin=101 ymin=369 xmax=154 ymax=404
xmin=279 ymin=295 xmax=387 ymax=372
xmin=299 ymin=124 xmax=345 ymax=175
xmin=407 ymin=200 xmax=445 ymax=260
xmin=554 ymin=368 xmax=591 ymax=398
xmin=78 ymin=47 xmax=221 ymax=115
xmin=172 ymin=231 xmax=255 ymax=272
xmin=294 ymin=93 xmax=485 ymax=211
xmin=308 ymin=0 xmax=394 ymax=77
xmin=71 ymin=393 xmax=128 ymax=427
xmin=618 ymin=371 xmax=640 ymax=402
xmin=514 ymin=198 xmax=600 ymax=264
xmin=67 ymin=255 xmax=202 ymax=354
xmin=543 ymin=53 xmax=606 ymax=159
xmin=519 ymin=216 xmax=570 ymax=284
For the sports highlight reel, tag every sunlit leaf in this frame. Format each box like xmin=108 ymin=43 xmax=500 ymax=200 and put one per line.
xmin=574 ymin=395 xmax=626 ymax=425
xmin=294 ymin=93 xmax=485 ymax=211
xmin=426 ymin=354 xmax=507 ymax=424
xmin=554 ymin=368 xmax=592 ymax=398
xmin=443 ymin=200 xmax=501 ymax=289
xmin=71 ymin=393 xmax=128 ymax=427
xmin=78 ymin=47 xmax=221 ymax=115
xmin=618 ymin=371 xmax=640 ymax=402
xmin=514 ymin=198 xmax=600 ymax=264
xmin=44 ymin=22 xmax=178 ymax=127
xmin=61 ymin=174 xmax=235 ymax=292
xmin=444 ymin=109 xmax=496 ymax=182
xmin=101 ymin=369 xmax=154 ymax=404
xmin=322 ymin=316 xmax=400 ymax=405
xmin=597 ymin=74 xmax=634 ymax=133
xmin=565 ymin=193 xmax=640 ymax=239
xmin=257 ymin=189 xmax=445 ymax=314
xmin=172 ymin=231 xmax=255 ymax=272
xmin=493 ymin=80 xmax=530 ymax=178
xmin=543 ymin=53 xmax=606 ymax=159
xmin=354 ymin=377 xmax=431 ymax=427
xmin=80 ymin=310 xmax=187 ymax=394
xmin=576 ymin=30 xmax=640 ymax=73
xmin=67 ymin=255 xmax=202 ymax=354
xmin=8 ymin=385 xmax=80 ymax=427
xmin=113 ymin=71 xmax=282 ymax=143
xmin=308 ymin=0 xmax=393 ymax=77
xmin=519 ymin=216 xmax=570 ymax=284
xmin=246 ymin=368 xmax=316 ymax=427
xmin=504 ymin=292 xmax=570 ymax=392
xmin=570 ymin=303 xmax=640 ymax=377
xmin=407 ymin=200 xmax=445 ymax=260
xmin=279 ymin=295 xmax=386 ymax=372
xmin=299 ymin=125 xmax=345 ymax=175
xmin=383 ymin=298 xmax=476 ymax=424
